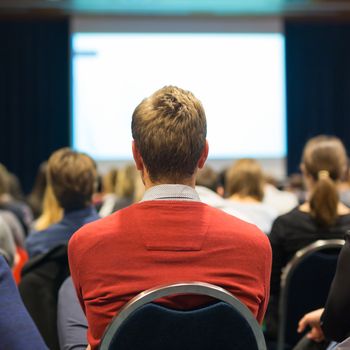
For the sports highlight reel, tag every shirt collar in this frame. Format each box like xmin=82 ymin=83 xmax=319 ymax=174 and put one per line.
xmin=63 ymin=205 xmax=98 ymax=219
xmin=141 ymin=184 xmax=201 ymax=202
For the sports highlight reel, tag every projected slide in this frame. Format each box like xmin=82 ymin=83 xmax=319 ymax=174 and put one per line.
xmin=72 ymin=33 xmax=285 ymax=160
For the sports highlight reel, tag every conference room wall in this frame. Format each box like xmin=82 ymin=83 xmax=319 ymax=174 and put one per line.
xmin=285 ymin=19 xmax=350 ymax=174
xmin=1 ymin=17 xmax=350 ymax=192
xmin=0 ymin=17 xmax=70 ymax=193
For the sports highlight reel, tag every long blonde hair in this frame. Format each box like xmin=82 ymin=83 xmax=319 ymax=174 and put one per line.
xmin=34 ymin=184 xmax=63 ymax=231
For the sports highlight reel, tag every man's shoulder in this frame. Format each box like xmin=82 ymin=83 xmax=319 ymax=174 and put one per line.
xmin=69 ymin=205 xmax=134 ymax=244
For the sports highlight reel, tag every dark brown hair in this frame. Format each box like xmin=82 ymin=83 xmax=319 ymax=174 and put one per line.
xmin=47 ymin=148 xmax=97 ymax=211
xmin=131 ymin=86 xmax=207 ymax=183
xmin=302 ymin=135 xmax=347 ymax=227
xmin=226 ymin=159 xmax=265 ymax=202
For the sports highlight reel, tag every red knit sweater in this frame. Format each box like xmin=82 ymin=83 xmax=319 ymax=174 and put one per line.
xmin=68 ymin=201 xmax=271 ymax=350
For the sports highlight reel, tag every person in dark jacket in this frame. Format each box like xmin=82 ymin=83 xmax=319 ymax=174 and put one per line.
xmin=0 ymin=255 xmax=48 ymax=350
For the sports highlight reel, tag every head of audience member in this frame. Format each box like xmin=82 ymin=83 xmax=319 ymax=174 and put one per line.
xmin=301 ymin=135 xmax=347 ymax=227
xmin=226 ymin=159 xmax=265 ymax=202
xmin=47 ymin=148 xmax=97 ymax=212
xmin=131 ymin=86 xmax=208 ymax=188
xmin=102 ymin=168 xmax=118 ymax=195
xmin=8 ymin=173 xmax=24 ymax=201
xmin=196 ymin=166 xmax=219 ymax=192
xmin=115 ymin=164 xmax=136 ymax=199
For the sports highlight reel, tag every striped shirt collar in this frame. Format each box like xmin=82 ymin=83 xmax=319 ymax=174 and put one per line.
xmin=141 ymin=184 xmax=201 ymax=202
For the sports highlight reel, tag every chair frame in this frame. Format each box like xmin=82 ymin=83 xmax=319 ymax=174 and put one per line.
xmin=100 ymin=281 xmax=267 ymax=350
xmin=277 ymin=239 xmax=345 ymax=350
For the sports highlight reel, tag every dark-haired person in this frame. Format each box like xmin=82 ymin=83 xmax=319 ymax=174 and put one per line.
xmin=68 ymin=86 xmax=272 ymax=350
xmin=25 ymin=148 xmax=99 ymax=258
xmin=266 ymin=136 xmax=350 ymax=338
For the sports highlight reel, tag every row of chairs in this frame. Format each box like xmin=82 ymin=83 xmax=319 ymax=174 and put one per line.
xmin=0 ymin=239 xmax=342 ymax=350
xmin=99 ymin=239 xmax=344 ymax=350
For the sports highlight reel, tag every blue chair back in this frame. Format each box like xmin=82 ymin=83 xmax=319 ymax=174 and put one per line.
xmin=277 ymin=239 xmax=344 ymax=350
xmin=100 ymin=282 xmax=266 ymax=350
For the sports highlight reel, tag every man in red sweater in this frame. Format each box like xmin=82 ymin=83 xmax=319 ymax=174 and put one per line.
xmin=68 ymin=86 xmax=272 ymax=350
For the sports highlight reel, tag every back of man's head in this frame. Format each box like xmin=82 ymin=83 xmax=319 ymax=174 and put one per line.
xmin=131 ymin=86 xmax=207 ymax=183
xmin=47 ymin=148 xmax=97 ymax=212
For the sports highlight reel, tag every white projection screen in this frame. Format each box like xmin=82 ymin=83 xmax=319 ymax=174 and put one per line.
xmin=72 ymin=17 xmax=286 ymax=164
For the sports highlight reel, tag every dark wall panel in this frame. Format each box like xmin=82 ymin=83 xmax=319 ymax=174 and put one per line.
xmin=0 ymin=18 xmax=70 ymax=193
xmin=286 ymin=20 xmax=350 ymax=174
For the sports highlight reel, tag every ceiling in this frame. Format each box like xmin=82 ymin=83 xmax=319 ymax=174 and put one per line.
xmin=1 ymin=0 xmax=350 ymax=17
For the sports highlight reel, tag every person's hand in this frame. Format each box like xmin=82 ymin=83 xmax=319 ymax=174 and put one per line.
xmin=86 ymin=345 xmax=91 ymax=350
xmin=297 ymin=308 xmax=325 ymax=342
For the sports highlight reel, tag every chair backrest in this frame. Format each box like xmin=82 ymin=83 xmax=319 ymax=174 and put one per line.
xmin=19 ymin=244 xmax=70 ymax=350
xmin=277 ymin=239 xmax=345 ymax=350
xmin=100 ymin=281 xmax=266 ymax=350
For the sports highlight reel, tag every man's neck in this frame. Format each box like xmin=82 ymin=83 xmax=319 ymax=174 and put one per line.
xmin=144 ymin=177 xmax=196 ymax=191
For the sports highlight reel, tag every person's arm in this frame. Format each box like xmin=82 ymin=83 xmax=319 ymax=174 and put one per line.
xmin=0 ymin=256 xmax=48 ymax=350
xmin=321 ymin=233 xmax=350 ymax=342
xmin=297 ymin=308 xmax=325 ymax=342
xmin=57 ymin=277 xmax=88 ymax=350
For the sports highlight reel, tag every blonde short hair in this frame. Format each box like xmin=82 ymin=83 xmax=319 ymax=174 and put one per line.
xmin=131 ymin=86 xmax=207 ymax=182
xmin=226 ymin=159 xmax=265 ymax=202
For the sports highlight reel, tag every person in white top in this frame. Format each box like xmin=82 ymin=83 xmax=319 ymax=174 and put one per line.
xmin=224 ymin=159 xmax=278 ymax=234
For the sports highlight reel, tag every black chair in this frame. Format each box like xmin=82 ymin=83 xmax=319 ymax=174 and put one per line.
xmin=100 ymin=281 xmax=266 ymax=350
xmin=277 ymin=239 xmax=345 ymax=350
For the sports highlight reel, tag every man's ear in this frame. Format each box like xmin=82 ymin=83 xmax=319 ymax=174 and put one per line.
xmin=198 ymin=140 xmax=209 ymax=169
xmin=132 ymin=141 xmax=144 ymax=171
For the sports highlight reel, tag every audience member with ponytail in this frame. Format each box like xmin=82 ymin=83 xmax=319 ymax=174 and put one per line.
xmin=266 ymin=135 xmax=350 ymax=339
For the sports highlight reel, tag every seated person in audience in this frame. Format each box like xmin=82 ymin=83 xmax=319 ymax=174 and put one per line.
xmin=0 ymin=164 xmax=33 ymax=234
xmin=0 ymin=255 xmax=48 ymax=350
xmin=224 ymin=158 xmax=278 ymax=233
xmin=293 ymin=230 xmax=350 ymax=350
xmin=263 ymin=175 xmax=299 ymax=215
xmin=267 ymin=135 xmax=350 ymax=338
xmin=98 ymin=168 xmax=118 ymax=217
xmin=113 ymin=164 xmax=141 ymax=211
xmin=284 ymin=172 xmax=307 ymax=204
xmin=26 ymin=148 xmax=99 ymax=258
xmin=0 ymin=214 xmax=16 ymax=266
xmin=68 ymin=86 xmax=272 ymax=350
xmin=58 ymin=277 xmax=88 ymax=350
xmin=195 ymin=165 xmax=228 ymax=208
xmin=0 ymin=209 xmax=27 ymax=283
